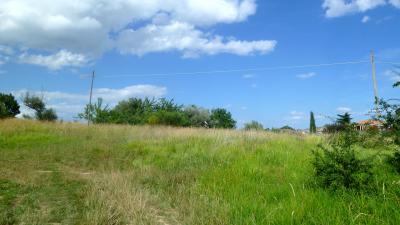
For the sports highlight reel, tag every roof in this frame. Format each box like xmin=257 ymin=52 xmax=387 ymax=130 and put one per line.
xmin=356 ymin=120 xmax=382 ymax=126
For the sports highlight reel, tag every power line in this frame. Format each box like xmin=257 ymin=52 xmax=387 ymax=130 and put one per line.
xmin=101 ymin=60 xmax=370 ymax=78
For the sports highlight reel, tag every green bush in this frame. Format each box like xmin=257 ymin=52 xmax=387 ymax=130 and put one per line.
xmin=312 ymin=129 xmax=374 ymax=190
xmin=243 ymin=121 xmax=264 ymax=131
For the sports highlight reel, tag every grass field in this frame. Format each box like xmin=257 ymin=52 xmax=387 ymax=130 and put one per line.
xmin=0 ymin=119 xmax=400 ymax=224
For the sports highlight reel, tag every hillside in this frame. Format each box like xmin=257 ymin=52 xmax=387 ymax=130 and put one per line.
xmin=0 ymin=119 xmax=399 ymax=224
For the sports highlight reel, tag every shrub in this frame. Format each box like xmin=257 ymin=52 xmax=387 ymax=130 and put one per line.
xmin=23 ymin=93 xmax=57 ymax=122
xmin=210 ymin=108 xmax=236 ymax=129
xmin=312 ymin=128 xmax=374 ymax=190
xmin=0 ymin=93 xmax=20 ymax=118
xmin=244 ymin=121 xmax=264 ymax=131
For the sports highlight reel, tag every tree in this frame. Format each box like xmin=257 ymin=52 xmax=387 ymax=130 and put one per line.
xmin=375 ymin=81 xmax=400 ymax=172
xmin=78 ymin=98 xmax=110 ymax=124
xmin=210 ymin=108 xmax=236 ymax=129
xmin=0 ymin=93 xmax=20 ymax=118
xmin=23 ymin=93 xmax=57 ymax=121
xmin=244 ymin=121 xmax=264 ymax=131
xmin=183 ymin=105 xmax=210 ymax=127
xmin=280 ymin=125 xmax=295 ymax=131
xmin=336 ymin=113 xmax=353 ymax=129
xmin=310 ymin=111 xmax=317 ymax=134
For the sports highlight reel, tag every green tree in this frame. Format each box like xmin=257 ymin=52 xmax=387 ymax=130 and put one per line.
xmin=184 ymin=105 xmax=210 ymax=127
xmin=280 ymin=125 xmax=295 ymax=131
xmin=78 ymin=98 xmax=111 ymax=124
xmin=310 ymin=111 xmax=317 ymax=134
xmin=336 ymin=113 xmax=352 ymax=131
xmin=23 ymin=93 xmax=57 ymax=121
xmin=244 ymin=121 xmax=264 ymax=131
xmin=0 ymin=93 xmax=20 ymax=118
xmin=210 ymin=108 xmax=236 ymax=129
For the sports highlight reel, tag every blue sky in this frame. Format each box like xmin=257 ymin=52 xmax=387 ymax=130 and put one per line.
xmin=0 ymin=0 xmax=399 ymax=128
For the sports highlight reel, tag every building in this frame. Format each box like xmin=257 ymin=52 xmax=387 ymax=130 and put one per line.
xmin=355 ymin=120 xmax=383 ymax=131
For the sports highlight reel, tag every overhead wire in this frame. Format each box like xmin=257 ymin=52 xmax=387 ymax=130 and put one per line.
xmin=100 ymin=60 xmax=371 ymax=78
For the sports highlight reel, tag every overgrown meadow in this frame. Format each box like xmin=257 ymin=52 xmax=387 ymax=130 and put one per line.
xmin=1 ymin=119 xmax=399 ymax=224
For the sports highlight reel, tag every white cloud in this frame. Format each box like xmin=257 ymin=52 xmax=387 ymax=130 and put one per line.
xmin=289 ymin=111 xmax=306 ymax=120
xmin=337 ymin=107 xmax=352 ymax=112
xmin=323 ymin=0 xmax=386 ymax=18
xmin=94 ymin=85 xmax=167 ymax=102
xmin=296 ymin=72 xmax=317 ymax=79
xmin=362 ymin=15 xmax=371 ymax=23
xmin=390 ymin=0 xmax=400 ymax=7
xmin=240 ymin=106 xmax=248 ymax=110
xmin=243 ymin=74 xmax=255 ymax=79
xmin=117 ymin=21 xmax=276 ymax=57
xmin=0 ymin=0 xmax=275 ymax=69
xmin=19 ymin=50 xmax=89 ymax=70
xmin=384 ymin=70 xmax=400 ymax=82
xmin=12 ymin=84 xmax=167 ymax=119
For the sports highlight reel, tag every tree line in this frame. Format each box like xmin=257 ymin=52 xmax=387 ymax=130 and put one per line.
xmin=78 ymin=97 xmax=236 ymax=129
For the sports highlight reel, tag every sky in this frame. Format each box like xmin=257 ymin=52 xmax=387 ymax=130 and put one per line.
xmin=0 ymin=0 xmax=399 ymax=129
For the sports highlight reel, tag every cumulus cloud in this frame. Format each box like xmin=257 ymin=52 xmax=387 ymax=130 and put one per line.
xmin=384 ymin=70 xmax=400 ymax=82
xmin=362 ymin=16 xmax=371 ymax=23
xmin=0 ymin=0 xmax=275 ymax=69
xmin=296 ymin=72 xmax=317 ymax=79
xmin=323 ymin=0 xmax=389 ymax=18
xmin=337 ymin=107 xmax=352 ymax=112
xmin=242 ymin=74 xmax=255 ymax=79
xmin=289 ymin=111 xmax=306 ymax=120
xmin=117 ymin=21 xmax=276 ymax=57
xmin=19 ymin=50 xmax=90 ymax=70
xmin=390 ymin=0 xmax=400 ymax=7
xmin=12 ymin=84 xmax=167 ymax=119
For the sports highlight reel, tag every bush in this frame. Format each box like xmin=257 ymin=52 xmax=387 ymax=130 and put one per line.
xmin=210 ymin=108 xmax=236 ymax=129
xmin=0 ymin=93 xmax=20 ymax=118
xmin=244 ymin=121 xmax=264 ymax=131
xmin=23 ymin=93 xmax=57 ymax=122
xmin=388 ymin=150 xmax=400 ymax=173
xmin=312 ymin=129 xmax=374 ymax=190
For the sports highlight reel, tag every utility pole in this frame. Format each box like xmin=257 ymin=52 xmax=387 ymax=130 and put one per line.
xmin=370 ymin=51 xmax=380 ymax=116
xmin=88 ymin=70 xmax=95 ymax=126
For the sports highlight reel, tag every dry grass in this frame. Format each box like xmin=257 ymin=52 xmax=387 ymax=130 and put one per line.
xmin=1 ymin=119 xmax=399 ymax=224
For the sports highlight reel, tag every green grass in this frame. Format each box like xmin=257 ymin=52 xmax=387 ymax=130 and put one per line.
xmin=0 ymin=119 xmax=399 ymax=224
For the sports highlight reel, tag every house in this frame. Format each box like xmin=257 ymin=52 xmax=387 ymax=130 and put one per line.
xmin=355 ymin=120 xmax=383 ymax=131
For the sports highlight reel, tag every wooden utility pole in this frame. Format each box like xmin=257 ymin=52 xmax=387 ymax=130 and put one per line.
xmin=88 ymin=70 xmax=95 ymax=126
xmin=370 ymin=51 xmax=379 ymax=116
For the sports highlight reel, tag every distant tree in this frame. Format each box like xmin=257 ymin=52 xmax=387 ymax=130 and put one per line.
xmin=244 ymin=121 xmax=264 ymax=131
xmin=310 ymin=111 xmax=317 ymax=134
xmin=395 ymin=81 xmax=400 ymax=88
xmin=78 ymin=98 xmax=110 ymax=124
xmin=111 ymin=98 xmax=156 ymax=124
xmin=23 ymin=93 xmax=57 ymax=121
xmin=0 ymin=93 xmax=20 ymax=118
xmin=323 ymin=123 xmax=340 ymax=133
xmin=183 ymin=105 xmax=210 ymax=127
xmin=280 ymin=125 xmax=295 ymax=131
xmin=210 ymin=108 xmax=236 ymax=129
xmin=337 ymin=113 xmax=352 ymax=128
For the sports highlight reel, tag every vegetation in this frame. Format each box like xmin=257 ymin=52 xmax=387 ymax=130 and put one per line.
xmin=23 ymin=93 xmax=58 ymax=121
xmin=376 ymin=82 xmax=400 ymax=173
xmin=243 ymin=120 xmax=264 ymax=131
xmin=0 ymin=93 xmax=20 ymax=119
xmin=1 ymin=119 xmax=400 ymax=224
xmin=78 ymin=97 xmax=236 ymax=129
xmin=309 ymin=111 xmax=316 ymax=134
xmin=312 ymin=127 xmax=374 ymax=190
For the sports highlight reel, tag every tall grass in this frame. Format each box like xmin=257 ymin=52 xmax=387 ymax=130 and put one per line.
xmin=0 ymin=119 xmax=399 ymax=224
